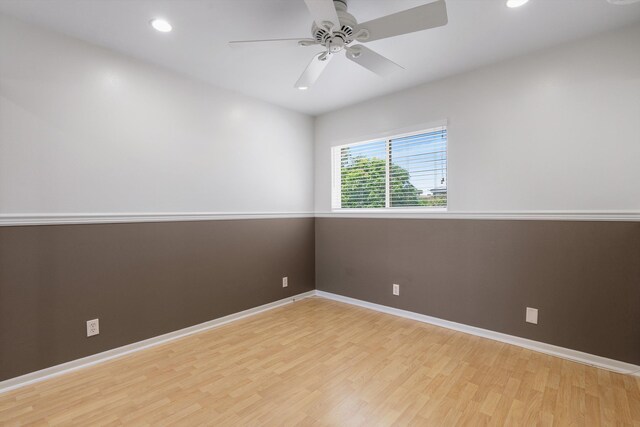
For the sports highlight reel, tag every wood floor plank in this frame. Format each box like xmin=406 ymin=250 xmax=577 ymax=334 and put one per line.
xmin=0 ymin=297 xmax=639 ymax=426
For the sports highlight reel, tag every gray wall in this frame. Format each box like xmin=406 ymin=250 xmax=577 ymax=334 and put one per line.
xmin=316 ymin=218 xmax=640 ymax=365
xmin=0 ymin=218 xmax=315 ymax=381
xmin=4 ymin=216 xmax=638 ymax=382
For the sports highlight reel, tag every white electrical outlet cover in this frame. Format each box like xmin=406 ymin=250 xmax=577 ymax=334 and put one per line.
xmin=393 ymin=284 xmax=400 ymax=296
xmin=526 ymin=308 xmax=538 ymax=324
xmin=282 ymin=277 xmax=288 ymax=288
xmin=87 ymin=319 xmax=100 ymax=337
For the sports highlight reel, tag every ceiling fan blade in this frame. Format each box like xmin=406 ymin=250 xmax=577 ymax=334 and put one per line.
xmin=295 ymin=52 xmax=334 ymax=89
xmin=229 ymin=38 xmax=317 ymax=47
xmin=356 ymin=0 xmax=448 ymax=43
xmin=304 ymin=0 xmax=341 ymax=32
xmin=346 ymin=45 xmax=403 ymax=77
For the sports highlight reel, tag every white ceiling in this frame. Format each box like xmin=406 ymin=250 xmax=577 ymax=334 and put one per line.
xmin=1 ymin=0 xmax=639 ymax=115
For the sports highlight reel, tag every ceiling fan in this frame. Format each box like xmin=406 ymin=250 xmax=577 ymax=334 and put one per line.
xmin=229 ymin=0 xmax=448 ymax=89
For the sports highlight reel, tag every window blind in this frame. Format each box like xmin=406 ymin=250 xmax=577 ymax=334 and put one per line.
xmin=389 ymin=128 xmax=447 ymax=208
xmin=333 ymin=126 xmax=447 ymax=209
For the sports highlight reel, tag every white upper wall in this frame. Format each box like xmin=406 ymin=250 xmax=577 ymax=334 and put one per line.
xmin=315 ymin=24 xmax=640 ymax=213
xmin=2 ymin=14 xmax=639 ymax=216
xmin=0 ymin=14 xmax=314 ymax=214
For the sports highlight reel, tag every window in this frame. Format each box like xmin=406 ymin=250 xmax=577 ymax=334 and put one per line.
xmin=332 ymin=126 xmax=447 ymax=210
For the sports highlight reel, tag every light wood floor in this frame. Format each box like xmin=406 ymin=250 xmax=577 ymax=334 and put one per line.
xmin=1 ymin=297 xmax=639 ymax=426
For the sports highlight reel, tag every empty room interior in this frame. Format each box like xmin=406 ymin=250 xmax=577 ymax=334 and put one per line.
xmin=1 ymin=0 xmax=640 ymax=424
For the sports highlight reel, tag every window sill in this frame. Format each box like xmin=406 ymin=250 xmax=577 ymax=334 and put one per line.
xmin=331 ymin=207 xmax=448 ymax=214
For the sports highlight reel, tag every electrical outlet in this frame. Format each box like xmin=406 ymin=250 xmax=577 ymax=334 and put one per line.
xmin=282 ymin=277 xmax=288 ymax=288
xmin=526 ymin=307 xmax=538 ymax=324
xmin=393 ymin=284 xmax=400 ymax=296
xmin=87 ymin=319 xmax=99 ymax=337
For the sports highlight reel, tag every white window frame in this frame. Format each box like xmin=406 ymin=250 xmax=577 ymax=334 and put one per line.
xmin=331 ymin=125 xmax=448 ymax=213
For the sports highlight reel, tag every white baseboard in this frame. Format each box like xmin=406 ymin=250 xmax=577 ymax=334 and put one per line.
xmin=0 ymin=291 xmax=315 ymax=395
xmin=315 ymin=291 xmax=640 ymax=377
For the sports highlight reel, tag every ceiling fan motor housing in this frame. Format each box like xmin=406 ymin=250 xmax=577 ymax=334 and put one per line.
xmin=311 ymin=0 xmax=357 ymax=51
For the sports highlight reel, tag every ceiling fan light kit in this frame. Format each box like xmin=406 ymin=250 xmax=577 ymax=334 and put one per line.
xmin=229 ymin=0 xmax=449 ymax=90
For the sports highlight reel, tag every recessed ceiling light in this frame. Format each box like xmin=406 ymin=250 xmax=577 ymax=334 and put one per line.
xmin=150 ymin=19 xmax=172 ymax=33
xmin=297 ymin=86 xmax=309 ymax=90
xmin=506 ymin=0 xmax=529 ymax=7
